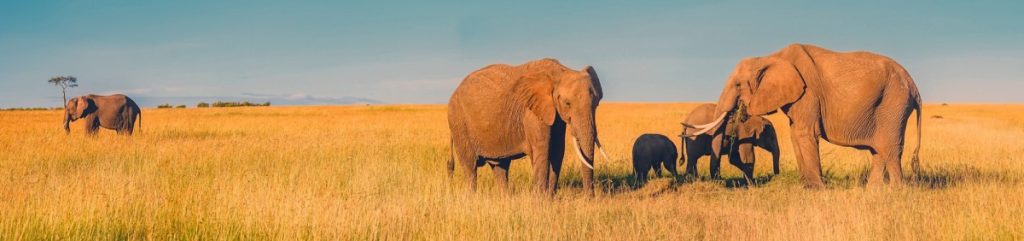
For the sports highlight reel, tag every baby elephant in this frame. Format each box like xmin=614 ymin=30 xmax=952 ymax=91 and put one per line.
xmin=632 ymin=134 xmax=679 ymax=185
xmin=682 ymin=104 xmax=779 ymax=184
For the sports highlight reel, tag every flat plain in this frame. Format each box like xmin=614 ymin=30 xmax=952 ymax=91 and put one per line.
xmin=1 ymin=103 xmax=1022 ymax=240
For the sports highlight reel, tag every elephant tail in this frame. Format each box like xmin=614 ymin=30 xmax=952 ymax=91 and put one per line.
xmin=677 ymin=127 xmax=686 ymax=168
xmin=447 ymin=138 xmax=456 ymax=179
xmin=136 ymin=111 xmax=142 ymax=131
xmin=910 ymin=93 xmax=922 ymax=176
xmin=906 ymin=70 xmax=923 ymax=176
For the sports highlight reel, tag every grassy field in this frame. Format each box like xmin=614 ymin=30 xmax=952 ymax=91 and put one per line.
xmin=1 ymin=103 xmax=1022 ymax=240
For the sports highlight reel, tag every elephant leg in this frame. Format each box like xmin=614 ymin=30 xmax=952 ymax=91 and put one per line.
xmin=866 ymin=149 xmax=886 ymax=187
xmin=490 ymin=159 xmax=512 ymax=194
xmin=124 ymin=120 xmax=135 ymax=135
xmin=665 ymin=159 xmax=679 ymax=177
xmin=684 ymin=156 xmax=698 ymax=177
xmin=84 ymin=117 xmax=100 ymax=136
xmin=764 ymin=142 xmax=781 ymax=175
xmin=772 ymin=154 xmax=780 ymax=175
xmin=684 ymin=149 xmax=699 ymax=177
xmin=709 ymin=155 xmax=722 ymax=179
xmin=728 ymin=154 xmax=756 ymax=187
xmin=529 ymin=144 xmax=552 ymax=195
xmin=452 ymin=136 xmax=479 ymax=191
xmin=524 ymin=117 xmax=554 ymax=195
xmin=531 ymin=157 xmax=551 ymax=194
xmin=633 ymin=169 xmax=641 ymax=186
xmin=742 ymin=164 xmax=756 ymax=186
xmin=791 ymin=126 xmax=825 ymax=189
xmin=636 ymin=167 xmax=648 ymax=186
xmin=652 ymin=162 xmax=663 ymax=178
xmin=869 ymin=146 xmax=905 ymax=187
xmin=117 ymin=123 xmax=131 ymax=135
xmin=886 ymin=154 xmax=906 ymax=186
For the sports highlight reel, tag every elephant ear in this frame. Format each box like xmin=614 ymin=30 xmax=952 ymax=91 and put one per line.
xmin=743 ymin=117 xmax=762 ymax=139
xmin=519 ymin=74 xmax=557 ymax=126
xmin=582 ymin=66 xmax=603 ymax=99
xmin=747 ymin=57 xmax=805 ymax=116
xmin=75 ymin=96 xmax=91 ymax=118
xmin=65 ymin=97 xmax=77 ymax=112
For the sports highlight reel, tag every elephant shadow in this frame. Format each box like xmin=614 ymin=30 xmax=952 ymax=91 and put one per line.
xmin=846 ymin=164 xmax=1012 ymax=190
xmin=559 ymin=172 xmax=666 ymax=194
xmin=561 ymin=171 xmax=779 ymax=194
xmin=721 ymin=175 xmax=776 ymax=189
xmin=560 ymin=164 xmax=1011 ymax=192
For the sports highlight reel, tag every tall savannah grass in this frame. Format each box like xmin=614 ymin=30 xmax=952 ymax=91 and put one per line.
xmin=0 ymin=103 xmax=1021 ymax=240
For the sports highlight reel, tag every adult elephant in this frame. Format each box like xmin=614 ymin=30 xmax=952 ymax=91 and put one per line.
xmin=688 ymin=44 xmax=922 ymax=188
xmin=447 ymin=58 xmax=607 ymax=195
xmin=64 ymin=94 xmax=142 ymax=135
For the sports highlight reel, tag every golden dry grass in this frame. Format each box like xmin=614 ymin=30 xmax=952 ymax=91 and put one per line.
xmin=1 ymin=103 xmax=1022 ymax=240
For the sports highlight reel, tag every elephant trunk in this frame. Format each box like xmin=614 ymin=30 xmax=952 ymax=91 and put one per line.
xmin=63 ymin=113 xmax=71 ymax=134
xmin=765 ymin=126 xmax=781 ymax=175
xmin=572 ymin=115 xmax=598 ymax=196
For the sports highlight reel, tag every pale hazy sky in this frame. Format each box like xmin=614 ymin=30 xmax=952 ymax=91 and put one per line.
xmin=1 ymin=0 xmax=1022 ymax=107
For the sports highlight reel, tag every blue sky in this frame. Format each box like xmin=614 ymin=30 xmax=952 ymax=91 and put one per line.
xmin=1 ymin=0 xmax=1022 ymax=107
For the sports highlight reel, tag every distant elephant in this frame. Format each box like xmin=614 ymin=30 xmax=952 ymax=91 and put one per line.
xmin=447 ymin=58 xmax=607 ymax=195
xmin=64 ymin=94 xmax=141 ymax=135
xmin=686 ymin=44 xmax=922 ymax=188
xmin=681 ymin=104 xmax=779 ymax=184
xmin=631 ymin=134 xmax=678 ymax=185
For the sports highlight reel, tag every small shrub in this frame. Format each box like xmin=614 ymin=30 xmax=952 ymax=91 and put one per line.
xmin=197 ymin=102 xmax=210 ymax=108
xmin=176 ymin=105 xmax=186 ymax=109
xmin=157 ymin=104 xmax=173 ymax=109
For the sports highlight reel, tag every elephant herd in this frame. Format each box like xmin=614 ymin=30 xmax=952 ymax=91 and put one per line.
xmin=447 ymin=43 xmax=923 ymax=195
xmin=59 ymin=43 xmax=923 ymax=195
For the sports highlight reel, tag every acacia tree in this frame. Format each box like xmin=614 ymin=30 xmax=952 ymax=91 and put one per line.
xmin=48 ymin=75 xmax=78 ymax=108
xmin=49 ymin=76 xmax=78 ymax=133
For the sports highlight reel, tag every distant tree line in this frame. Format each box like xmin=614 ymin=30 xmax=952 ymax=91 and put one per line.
xmin=0 ymin=107 xmax=64 ymax=111
xmin=157 ymin=104 xmax=187 ymax=109
xmin=205 ymin=101 xmax=271 ymax=107
xmin=155 ymin=101 xmax=272 ymax=109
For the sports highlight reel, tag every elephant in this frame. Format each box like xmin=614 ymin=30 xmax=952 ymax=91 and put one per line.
xmin=685 ymin=44 xmax=923 ymax=188
xmin=447 ymin=58 xmax=607 ymax=195
xmin=631 ymin=133 xmax=678 ymax=186
xmin=64 ymin=94 xmax=142 ymax=135
xmin=681 ymin=104 xmax=779 ymax=184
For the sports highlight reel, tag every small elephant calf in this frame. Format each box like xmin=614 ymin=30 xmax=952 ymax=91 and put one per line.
xmin=632 ymin=134 xmax=679 ymax=185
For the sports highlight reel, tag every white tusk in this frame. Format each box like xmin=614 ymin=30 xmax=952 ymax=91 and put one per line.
xmin=694 ymin=112 xmax=727 ymax=128
xmin=596 ymin=141 xmax=610 ymax=161
xmin=690 ymin=112 xmax=728 ymax=136
xmin=691 ymin=125 xmax=715 ymax=136
xmin=572 ymin=137 xmax=594 ymax=170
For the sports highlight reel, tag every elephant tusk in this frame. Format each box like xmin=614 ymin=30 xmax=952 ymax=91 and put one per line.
xmin=691 ymin=112 xmax=728 ymax=136
xmin=596 ymin=141 xmax=610 ymax=161
xmin=573 ymin=137 xmax=594 ymax=170
xmin=691 ymin=125 xmax=715 ymax=136
xmin=694 ymin=113 xmax=727 ymax=129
